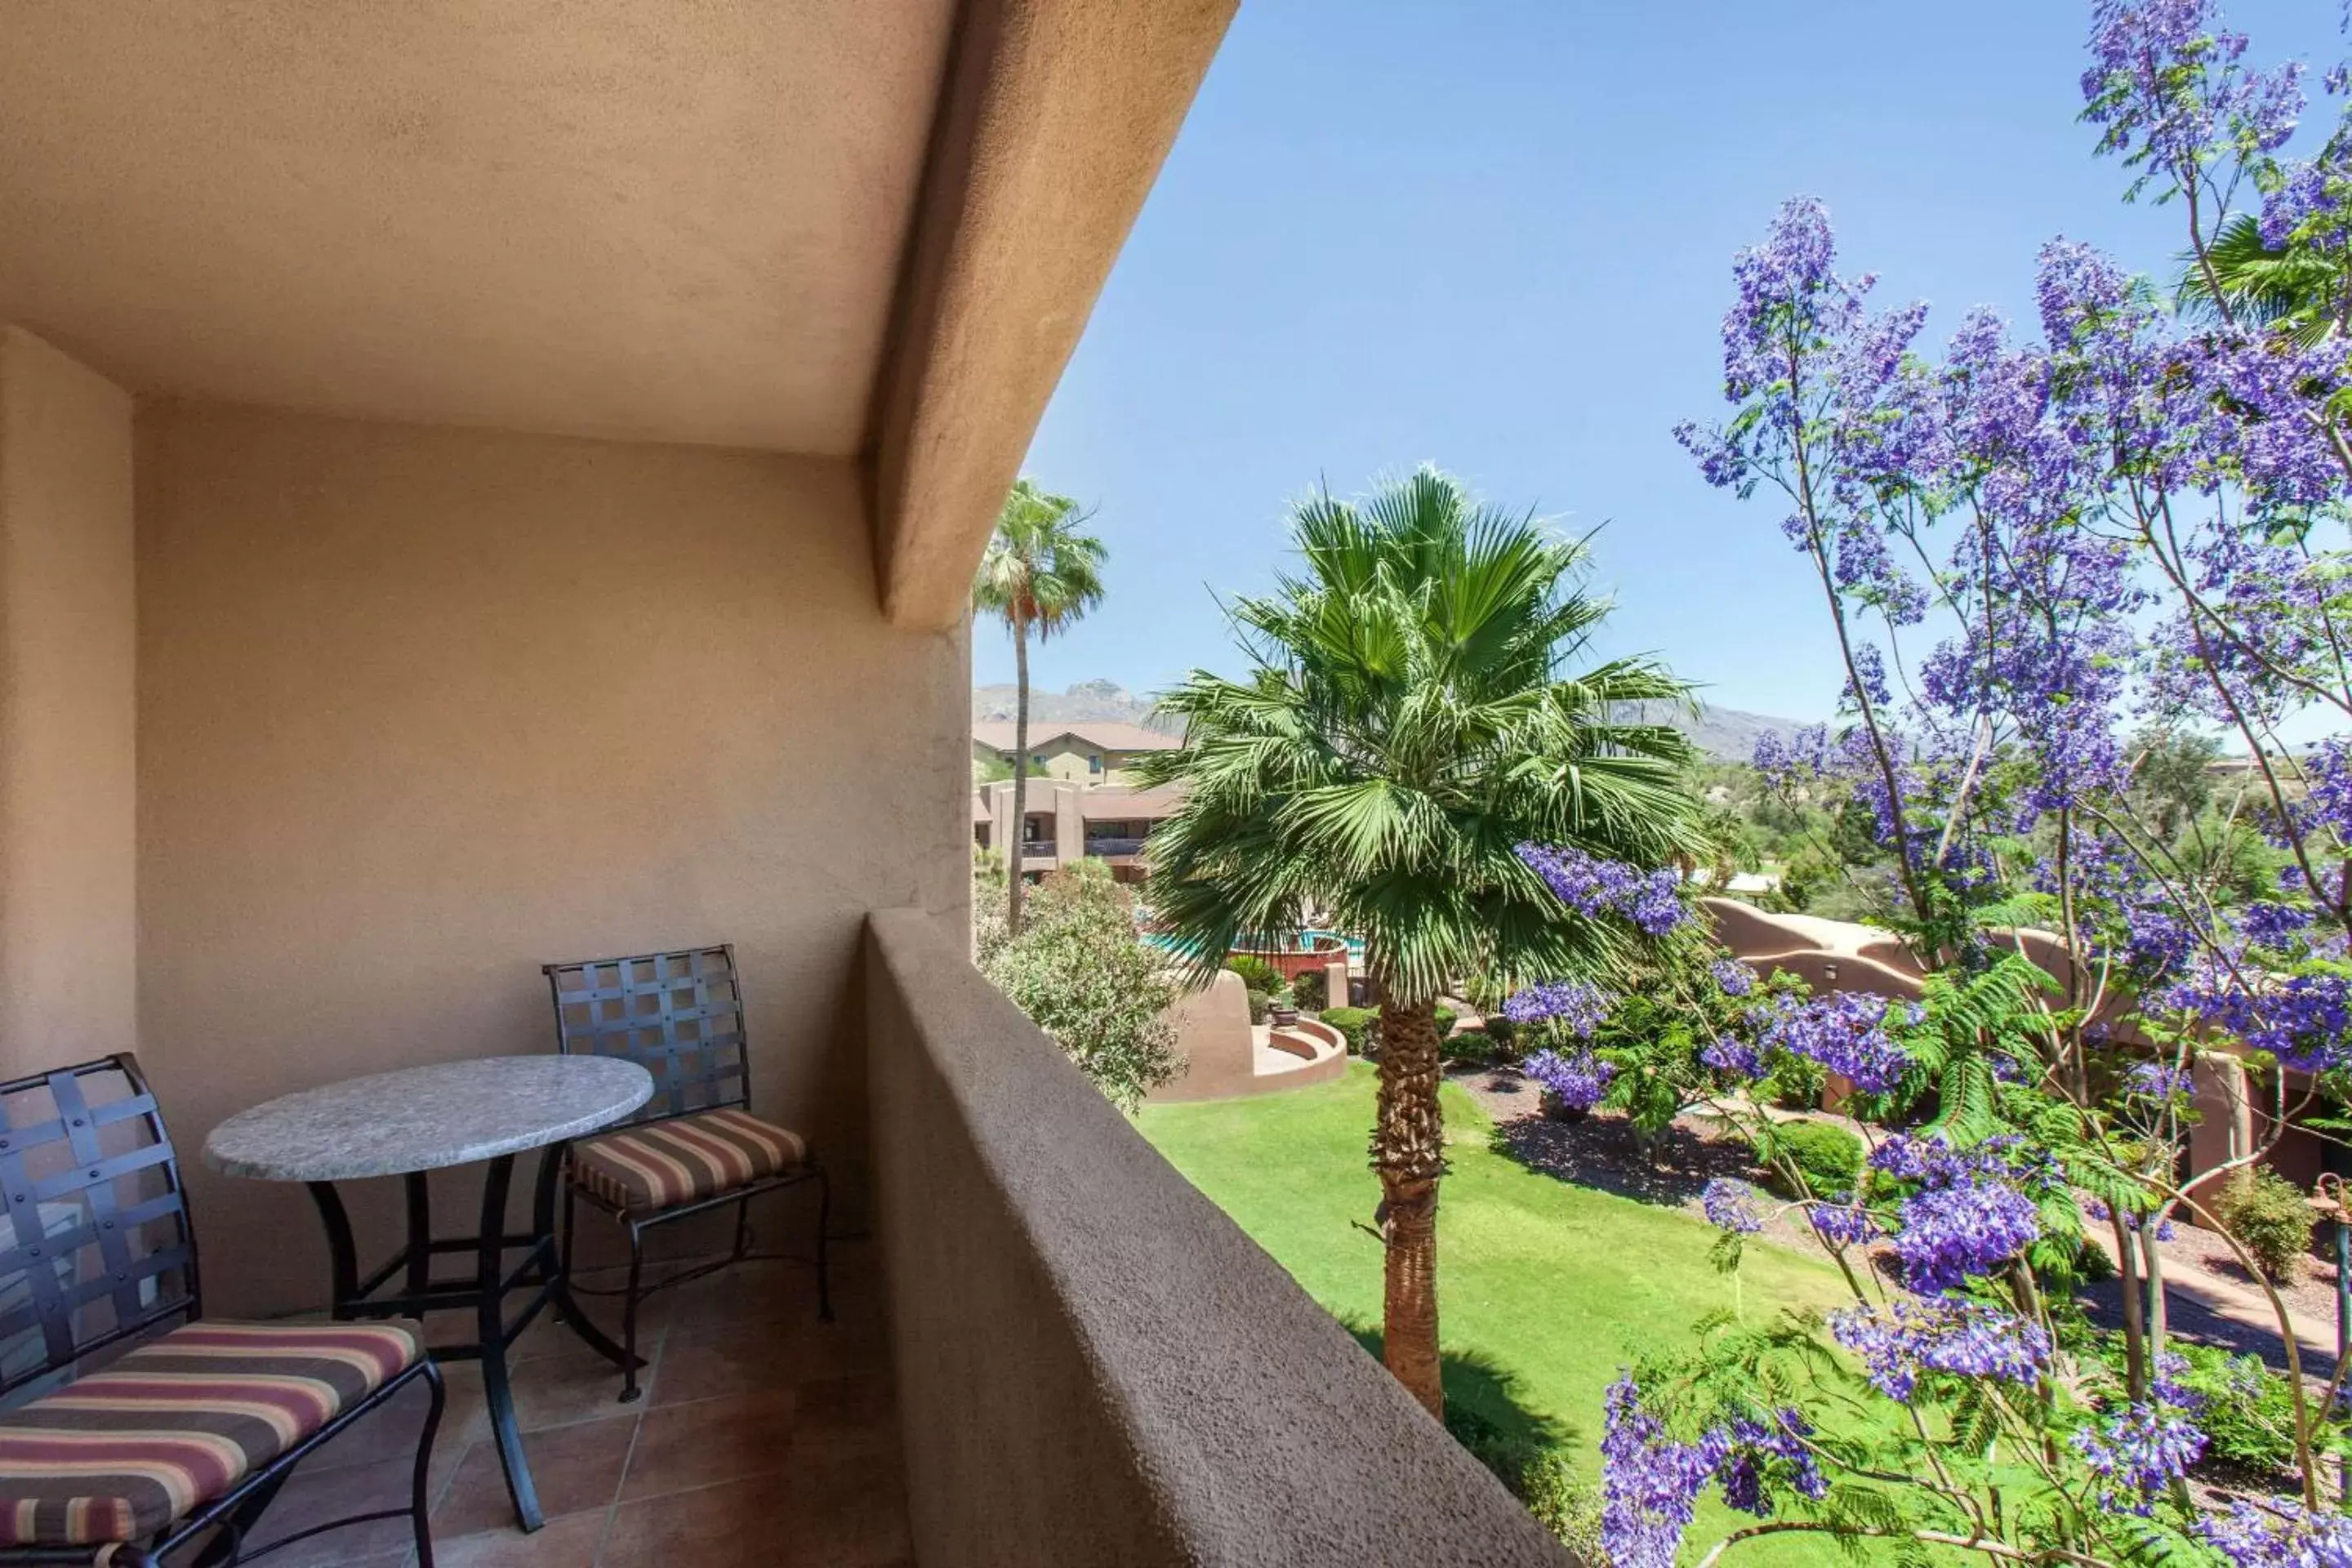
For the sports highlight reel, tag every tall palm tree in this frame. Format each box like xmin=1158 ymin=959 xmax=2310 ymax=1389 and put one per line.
xmin=1137 ymin=468 xmax=1703 ymax=1419
xmin=973 ymin=479 xmax=1107 ymax=935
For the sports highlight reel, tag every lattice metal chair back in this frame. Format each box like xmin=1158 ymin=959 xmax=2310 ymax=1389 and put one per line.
xmin=542 ymin=944 xmax=827 ymax=1405
xmin=0 ymin=1055 xmax=445 ymax=1567
xmin=0 ymin=1056 xmax=196 ymax=1399
xmin=542 ymin=945 xmax=750 ymax=1125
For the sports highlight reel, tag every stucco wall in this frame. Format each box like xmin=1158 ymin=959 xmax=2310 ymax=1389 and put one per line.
xmin=136 ymin=402 xmax=969 ymax=1312
xmin=0 ymin=328 xmax=136 ymax=1081
xmin=865 ymin=906 xmax=1575 ymax=1568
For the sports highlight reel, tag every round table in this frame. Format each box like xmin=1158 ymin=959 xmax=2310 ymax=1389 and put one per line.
xmin=205 ymin=1056 xmax=654 ymax=1533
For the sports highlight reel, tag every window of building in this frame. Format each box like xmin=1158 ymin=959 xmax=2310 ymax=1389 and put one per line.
xmin=1089 ymin=754 xmax=1102 ymax=773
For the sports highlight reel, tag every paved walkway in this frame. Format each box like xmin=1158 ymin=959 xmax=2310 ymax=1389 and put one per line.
xmin=2083 ymin=1232 xmax=2341 ymax=1378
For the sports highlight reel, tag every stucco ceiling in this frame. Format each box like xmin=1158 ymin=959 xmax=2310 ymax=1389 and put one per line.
xmin=0 ymin=2 xmax=958 ymax=453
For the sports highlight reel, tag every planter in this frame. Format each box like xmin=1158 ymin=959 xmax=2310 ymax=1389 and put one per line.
xmin=1539 ymin=1092 xmax=1588 ymax=1124
xmin=1270 ymin=1005 xmax=1300 ymax=1028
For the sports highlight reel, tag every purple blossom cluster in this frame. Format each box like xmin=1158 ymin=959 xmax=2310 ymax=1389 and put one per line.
xmin=1806 ymin=1201 xmax=1881 ymax=1248
xmin=1890 ymin=1180 xmax=2042 ymax=1294
xmin=1503 ymin=979 xmax=1615 ymax=1038
xmin=1752 ymin=992 xmax=1918 ymax=1095
xmin=1866 ymin=1135 xmax=2048 ymax=1293
xmin=2167 ymin=968 xmax=2352 ymax=1073
xmin=1521 ymin=1047 xmax=1615 ymax=1113
xmin=2122 ymin=1061 xmax=2190 ymax=1101
xmin=2200 ymin=1498 xmax=2352 ymax=1566
xmin=2082 ymin=0 xmax=2303 ymax=187
xmin=1829 ymin=1298 xmax=2052 ymax=1403
xmin=2073 ymin=1353 xmax=2208 ymax=1516
xmin=1598 ymin=1378 xmax=1825 ymax=1567
xmin=1515 ymin=843 xmax=1687 ymax=936
xmin=1702 ymin=1178 xmax=1765 ymax=1236
xmin=1709 ymin=957 xmax=1757 ymax=998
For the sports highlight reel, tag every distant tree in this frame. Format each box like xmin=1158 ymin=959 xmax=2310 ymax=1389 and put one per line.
xmin=972 ymin=481 xmax=1107 ymax=934
xmin=1139 ymin=467 xmax=1702 ymax=1417
xmin=981 ymin=862 xmax=1180 ymax=1111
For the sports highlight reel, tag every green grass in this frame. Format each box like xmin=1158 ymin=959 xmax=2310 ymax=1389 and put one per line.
xmin=1137 ymin=1063 xmax=1859 ymax=1564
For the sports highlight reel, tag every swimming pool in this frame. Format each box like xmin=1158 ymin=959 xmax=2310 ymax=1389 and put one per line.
xmin=1143 ymin=929 xmax=1363 ymax=958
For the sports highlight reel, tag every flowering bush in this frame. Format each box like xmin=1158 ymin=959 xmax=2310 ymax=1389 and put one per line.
xmin=1521 ymin=1047 xmax=1615 ymax=1113
xmin=1571 ymin=3 xmax=2352 ymax=1557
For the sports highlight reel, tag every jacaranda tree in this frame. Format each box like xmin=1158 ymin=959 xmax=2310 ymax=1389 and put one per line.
xmin=1138 ymin=468 xmax=1703 ymax=1418
xmin=1555 ymin=2 xmax=2352 ymax=1563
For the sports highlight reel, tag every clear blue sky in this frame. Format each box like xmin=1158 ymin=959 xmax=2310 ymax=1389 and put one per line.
xmin=986 ymin=0 xmax=2344 ymax=723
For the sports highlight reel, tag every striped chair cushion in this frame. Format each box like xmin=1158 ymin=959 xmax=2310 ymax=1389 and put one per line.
xmin=571 ymin=1108 xmax=807 ymax=1213
xmin=0 ymin=1318 xmax=421 ymax=1549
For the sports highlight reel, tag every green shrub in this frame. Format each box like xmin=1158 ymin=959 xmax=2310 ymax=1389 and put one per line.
xmin=1445 ymin=1407 xmax=1603 ymax=1554
xmin=1323 ymin=1006 xmax=1376 ymax=1054
xmin=2216 ymin=1167 xmax=2315 ymax=1283
xmin=1290 ymin=967 xmax=1328 ymax=1011
xmin=2082 ymin=1332 xmax=2340 ymax=1477
xmin=1482 ymin=1014 xmax=1520 ymax=1058
xmin=1757 ymin=1048 xmax=1827 ymax=1111
xmin=1753 ymin=1118 xmax=1863 ymax=1200
xmin=1225 ymin=955 xmax=1285 ymax=995
xmin=1441 ymin=1028 xmax=1494 ymax=1067
xmin=1432 ymin=1004 xmax=1459 ymax=1040
xmin=1463 ymin=973 xmax=1507 ymax=1013
xmin=1244 ymin=988 xmax=1271 ymax=1026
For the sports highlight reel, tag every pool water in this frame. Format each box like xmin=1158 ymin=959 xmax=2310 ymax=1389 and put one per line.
xmin=1143 ymin=929 xmax=1362 ymax=957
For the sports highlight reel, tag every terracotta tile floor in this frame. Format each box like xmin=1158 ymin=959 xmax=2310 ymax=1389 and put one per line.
xmin=208 ymin=1242 xmax=908 ymax=1568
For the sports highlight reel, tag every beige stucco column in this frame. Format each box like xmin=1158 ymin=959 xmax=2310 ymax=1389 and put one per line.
xmin=0 ymin=327 xmax=136 ymax=1080
xmin=2191 ymin=1052 xmax=2253 ymax=1182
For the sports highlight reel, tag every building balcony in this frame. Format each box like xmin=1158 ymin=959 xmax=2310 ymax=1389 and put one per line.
xmin=1083 ymin=835 xmax=1148 ymax=858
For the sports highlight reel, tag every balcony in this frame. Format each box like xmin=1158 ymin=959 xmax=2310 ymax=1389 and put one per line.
xmin=864 ymin=908 xmax=1571 ymax=1566
xmin=1083 ymin=835 xmax=1148 ymax=857
xmin=1020 ymin=838 xmax=1060 ymax=859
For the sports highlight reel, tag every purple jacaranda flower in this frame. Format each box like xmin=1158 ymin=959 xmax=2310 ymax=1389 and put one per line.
xmin=1516 ymin=843 xmax=1688 ymax=936
xmin=2074 ymin=1352 xmax=2208 ymax=1515
xmin=1701 ymin=1035 xmax=1765 ymax=1080
xmin=1521 ymin=1047 xmax=1614 ymax=1112
xmin=1503 ymin=979 xmax=1615 ymax=1038
xmin=2200 ymin=1497 xmax=2352 ymax=1566
xmin=1598 ymin=1376 xmax=1726 ymax=1568
xmin=1829 ymin=1298 xmax=2052 ymax=1402
xmin=2124 ymin=1060 xmax=2192 ymax=1100
xmin=1702 ymin=1178 xmax=1766 ymax=1236
xmin=1709 ymin=957 xmax=1758 ymax=998
xmin=1716 ymin=1411 xmax=1828 ymax=1517
xmin=1807 ymin=1201 xmax=1881 ymax=1248
xmin=1891 ymin=1179 xmax=2042 ymax=1294
xmin=1755 ymin=992 xmax=1917 ymax=1094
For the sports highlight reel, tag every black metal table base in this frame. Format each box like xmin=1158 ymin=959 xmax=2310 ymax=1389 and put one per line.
xmin=304 ymin=1141 xmax=634 ymax=1532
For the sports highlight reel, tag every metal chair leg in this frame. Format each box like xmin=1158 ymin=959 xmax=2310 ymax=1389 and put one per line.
xmin=730 ymin=1192 xmax=754 ymax=1263
xmin=814 ymin=1166 xmax=833 ymax=1323
xmin=618 ymin=1223 xmax=647 ymax=1404
xmin=412 ymin=1360 xmax=448 ymax=1568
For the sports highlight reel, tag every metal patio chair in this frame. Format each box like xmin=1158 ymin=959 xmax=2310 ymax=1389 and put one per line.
xmin=544 ymin=945 xmax=829 ymax=1403
xmin=0 ymin=1054 xmax=443 ymax=1567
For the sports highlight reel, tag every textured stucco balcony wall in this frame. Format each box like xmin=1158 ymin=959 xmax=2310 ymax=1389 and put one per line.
xmin=0 ymin=328 xmax=136 ymax=1081
xmin=135 ymin=403 xmax=971 ymax=1313
xmin=865 ymin=906 xmax=1575 ymax=1568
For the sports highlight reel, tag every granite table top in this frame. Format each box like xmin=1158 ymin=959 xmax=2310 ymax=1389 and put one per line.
xmin=203 ymin=1055 xmax=654 ymax=1183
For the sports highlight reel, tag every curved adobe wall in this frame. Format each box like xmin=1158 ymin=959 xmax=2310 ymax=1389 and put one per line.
xmin=866 ymin=909 xmax=1575 ymax=1566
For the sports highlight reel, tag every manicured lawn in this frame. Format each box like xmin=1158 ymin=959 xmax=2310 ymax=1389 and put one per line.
xmin=1138 ymin=1062 xmax=1860 ymax=1565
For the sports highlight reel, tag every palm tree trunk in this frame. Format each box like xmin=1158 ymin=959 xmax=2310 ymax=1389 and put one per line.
xmin=1009 ymin=617 xmax=1031 ymax=936
xmin=1374 ymin=991 xmax=1446 ymax=1420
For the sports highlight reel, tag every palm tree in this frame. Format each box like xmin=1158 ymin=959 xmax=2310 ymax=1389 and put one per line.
xmin=973 ymin=480 xmax=1107 ymax=936
xmin=1137 ymin=467 xmax=1703 ymax=1419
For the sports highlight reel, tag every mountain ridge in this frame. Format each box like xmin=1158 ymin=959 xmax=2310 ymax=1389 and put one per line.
xmin=973 ymin=680 xmax=1807 ymax=762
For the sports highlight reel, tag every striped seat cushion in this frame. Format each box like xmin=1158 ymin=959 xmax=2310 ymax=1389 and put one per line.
xmin=571 ymin=1108 xmax=807 ymax=1213
xmin=0 ymin=1318 xmax=421 ymax=1549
